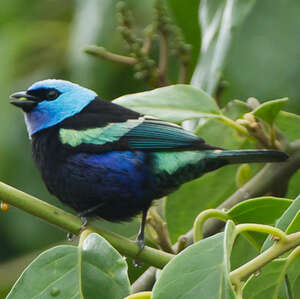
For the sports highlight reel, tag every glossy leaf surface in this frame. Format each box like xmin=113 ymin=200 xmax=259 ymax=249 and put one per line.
xmin=114 ymin=84 xmax=221 ymax=123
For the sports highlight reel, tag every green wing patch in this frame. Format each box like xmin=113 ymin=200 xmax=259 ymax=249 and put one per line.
xmin=152 ymin=151 xmax=207 ymax=175
xmin=59 ymin=121 xmax=140 ymax=147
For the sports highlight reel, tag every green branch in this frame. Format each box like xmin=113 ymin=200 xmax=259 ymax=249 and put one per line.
xmin=147 ymin=207 xmax=174 ymax=254
xmin=157 ymin=33 xmax=168 ymax=86
xmin=132 ymin=140 xmax=300 ymax=292
xmin=193 ymin=209 xmax=229 ymax=242
xmin=230 ymin=231 xmax=300 ymax=285
xmin=235 ymin=223 xmax=288 ymax=242
xmin=0 ymin=182 xmax=173 ymax=269
xmin=216 ymin=115 xmax=253 ymax=140
xmin=84 ymin=45 xmax=138 ymax=65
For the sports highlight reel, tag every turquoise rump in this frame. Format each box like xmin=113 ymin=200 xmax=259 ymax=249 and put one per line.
xmin=10 ymin=79 xmax=288 ymax=247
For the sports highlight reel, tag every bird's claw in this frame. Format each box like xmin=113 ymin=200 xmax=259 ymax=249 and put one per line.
xmin=78 ymin=215 xmax=88 ymax=231
xmin=66 ymin=232 xmax=75 ymax=241
xmin=136 ymin=236 xmax=145 ymax=253
xmin=133 ymin=237 xmax=145 ymax=267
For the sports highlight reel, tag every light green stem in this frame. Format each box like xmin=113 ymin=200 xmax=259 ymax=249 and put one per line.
xmin=0 ymin=181 xmax=173 ymax=269
xmin=235 ymin=223 xmax=288 ymax=243
xmin=84 ymin=45 xmax=138 ymax=65
xmin=193 ymin=209 xmax=229 ymax=242
xmin=230 ymin=232 xmax=300 ymax=285
xmin=216 ymin=115 xmax=253 ymax=139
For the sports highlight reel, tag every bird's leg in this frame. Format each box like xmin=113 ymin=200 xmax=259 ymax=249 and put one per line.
xmin=136 ymin=208 xmax=148 ymax=252
xmin=77 ymin=203 xmax=103 ymax=230
xmin=67 ymin=203 xmax=103 ymax=241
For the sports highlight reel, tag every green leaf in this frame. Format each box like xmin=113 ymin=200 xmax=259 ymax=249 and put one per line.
xmin=152 ymin=222 xmax=236 ymax=299
xmin=7 ymin=234 xmax=131 ymax=299
xmin=252 ymin=98 xmax=288 ymax=125
xmin=236 ymin=163 xmax=252 ymax=188
xmin=286 ymin=170 xmax=300 ymax=199
xmin=191 ymin=0 xmax=256 ymax=94
xmin=223 ymin=99 xmax=251 ymax=120
xmin=228 ymin=197 xmax=292 ymax=225
xmin=113 ymin=84 xmax=221 ymax=124
xmin=285 ymin=210 xmax=300 ymax=234
xmin=286 ymin=252 xmax=300 ymax=297
xmin=80 ymin=233 xmax=130 ymax=299
xmin=262 ymin=194 xmax=300 ymax=252
xmin=275 ymin=111 xmax=300 ymax=142
xmin=7 ymin=245 xmax=80 ymax=299
xmin=228 ymin=197 xmax=292 ymax=249
xmin=243 ymin=253 xmax=300 ymax=299
xmin=230 ymin=235 xmax=258 ymax=270
xmin=242 ymin=259 xmax=288 ymax=299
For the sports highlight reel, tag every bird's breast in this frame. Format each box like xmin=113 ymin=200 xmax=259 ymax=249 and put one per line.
xmin=37 ymin=146 xmax=158 ymax=220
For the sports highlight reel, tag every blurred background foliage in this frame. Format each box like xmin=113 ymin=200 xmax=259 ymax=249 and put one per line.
xmin=1 ymin=0 xmax=300 ymax=296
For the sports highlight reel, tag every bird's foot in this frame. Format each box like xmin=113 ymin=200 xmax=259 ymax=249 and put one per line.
xmin=66 ymin=232 xmax=76 ymax=241
xmin=66 ymin=215 xmax=88 ymax=241
xmin=132 ymin=232 xmax=145 ymax=267
xmin=132 ymin=259 xmax=144 ymax=268
xmin=136 ymin=234 xmax=145 ymax=253
xmin=77 ymin=213 xmax=88 ymax=231
xmin=133 ymin=208 xmax=148 ymax=266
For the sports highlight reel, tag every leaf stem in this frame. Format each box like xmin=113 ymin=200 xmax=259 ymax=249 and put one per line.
xmin=230 ymin=232 xmax=300 ymax=285
xmin=216 ymin=115 xmax=253 ymax=139
xmin=141 ymin=36 xmax=152 ymax=55
xmin=193 ymin=209 xmax=229 ymax=242
xmin=0 ymin=181 xmax=174 ymax=269
xmin=84 ymin=45 xmax=138 ymax=65
xmin=158 ymin=33 xmax=168 ymax=86
xmin=235 ymin=224 xmax=288 ymax=243
xmin=178 ymin=60 xmax=189 ymax=84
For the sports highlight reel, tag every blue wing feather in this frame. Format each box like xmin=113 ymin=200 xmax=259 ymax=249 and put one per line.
xmin=124 ymin=119 xmax=203 ymax=149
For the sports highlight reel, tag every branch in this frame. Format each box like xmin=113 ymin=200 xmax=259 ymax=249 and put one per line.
xmin=131 ymin=267 xmax=157 ymax=293
xmin=147 ymin=207 xmax=174 ymax=254
xmin=186 ymin=139 xmax=300 ymax=242
xmin=230 ymin=232 xmax=300 ymax=285
xmin=178 ymin=62 xmax=189 ymax=84
xmin=132 ymin=139 xmax=300 ymax=292
xmin=216 ymin=115 xmax=254 ymax=140
xmin=0 ymin=182 xmax=173 ymax=269
xmin=84 ymin=45 xmax=138 ymax=65
xmin=157 ymin=33 xmax=168 ymax=86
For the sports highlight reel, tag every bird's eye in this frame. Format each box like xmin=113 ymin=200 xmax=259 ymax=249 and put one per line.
xmin=47 ymin=89 xmax=60 ymax=101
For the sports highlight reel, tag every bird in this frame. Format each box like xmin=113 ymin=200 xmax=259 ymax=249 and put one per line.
xmin=10 ymin=79 xmax=288 ymax=249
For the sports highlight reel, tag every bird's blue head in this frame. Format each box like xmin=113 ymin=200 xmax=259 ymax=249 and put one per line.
xmin=10 ymin=79 xmax=97 ymax=137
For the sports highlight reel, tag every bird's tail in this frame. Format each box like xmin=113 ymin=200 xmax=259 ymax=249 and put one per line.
xmin=212 ymin=149 xmax=288 ymax=164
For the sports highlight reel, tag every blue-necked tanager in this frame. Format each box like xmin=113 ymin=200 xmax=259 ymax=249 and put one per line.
xmin=10 ymin=80 xmax=288 ymax=248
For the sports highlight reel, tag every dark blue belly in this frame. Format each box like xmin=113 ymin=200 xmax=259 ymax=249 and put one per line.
xmin=48 ymin=151 xmax=156 ymax=221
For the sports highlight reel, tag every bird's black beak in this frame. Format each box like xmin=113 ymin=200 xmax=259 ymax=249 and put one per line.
xmin=10 ymin=91 xmax=38 ymax=112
